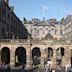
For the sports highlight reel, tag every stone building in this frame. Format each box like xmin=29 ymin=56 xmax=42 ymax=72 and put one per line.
xmin=22 ymin=17 xmax=72 ymax=69
xmin=62 ymin=15 xmax=72 ymax=40
xmin=24 ymin=18 xmax=63 ymax=40
xmin=0 ymin=0 xmax=28 ymax=39
xmin=0 ymin=39 xmax=71 ymax=69
xmin=0 ymin=0 xmax=72 ymax=70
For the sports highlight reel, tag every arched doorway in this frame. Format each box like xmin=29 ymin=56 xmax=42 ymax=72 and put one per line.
xmin=56 ymin=47 xmax=65 ymax=66
xmin=32 ymin=47 xmax=41 ymax=66
xmin=44 ymin=47 xmax=53 ymax=65
xmin=47 ymin=47 xmax=53 ymax=59
xmin=15 ymin=47 xmax=26 ymax=67
xmin=1 ymin=47 xmax=10 ymax=64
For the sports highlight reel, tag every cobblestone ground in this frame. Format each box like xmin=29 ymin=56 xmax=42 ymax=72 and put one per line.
xmin=0 ymin=67 xmax=45 ymax=72
xmin=0 ymin=67 xmax=67 ymax=72
xmin=0 ymin=69 xmax=66 ymax=72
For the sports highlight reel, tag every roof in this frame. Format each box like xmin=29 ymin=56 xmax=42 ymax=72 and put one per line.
xmin=34 ymin=21 xmax=55 ymax=27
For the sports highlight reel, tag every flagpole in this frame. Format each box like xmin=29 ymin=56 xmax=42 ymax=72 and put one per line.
xmin=43 ymin=6 xmax=45 ymax=21
xmin=43 ymin=5 xmax=48 ymax=21
xmin=43 ymin=6 xmax=44 ymax=18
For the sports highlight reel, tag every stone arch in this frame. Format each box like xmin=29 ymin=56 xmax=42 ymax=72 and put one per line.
xmin=48 ymin=47 xmax=53 ymax=57
xmin=45 ymin=47 xmax=53 ymax=57
xmin=56 ymin=47 xmax=65 ymax=66
xmin=56 ymin=47 xmax=65 ymax=56
xmin=1 ymin=47 xmax=10 ymax=64
xmin=15 ymin=47 xmax=26 ymax=67
xmin=32 ymin=47 xmax=41 ymax=66
xmin=44 ymin=47 xmax=53 ymax=65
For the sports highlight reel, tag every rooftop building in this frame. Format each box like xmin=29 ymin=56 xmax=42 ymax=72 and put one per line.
xmin=24 ymin=18 xmax=64 ymax=40
xmin=0 ymin=0 xmax=29 ymax=39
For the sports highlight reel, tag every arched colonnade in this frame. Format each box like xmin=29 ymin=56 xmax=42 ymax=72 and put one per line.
xmin=0 ymin=44 xmax=71 ymax=69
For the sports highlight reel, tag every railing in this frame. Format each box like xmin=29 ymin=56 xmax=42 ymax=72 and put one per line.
xmin=0 ymin=39 xmax=11 ymax=43
xmin=0 ymin=39 xmax=53 ymax=43
xmin=0 ymin=39 xmax=29 ymax=43
xmin=0 ymin=39 xmax=70 ymax=44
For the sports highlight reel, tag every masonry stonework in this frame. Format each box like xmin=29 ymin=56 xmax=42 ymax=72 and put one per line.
xmin=0 ymin=39 xmax=71 ymax=69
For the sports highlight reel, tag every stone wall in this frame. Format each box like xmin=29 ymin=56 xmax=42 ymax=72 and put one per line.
xmin=0 ymin=39 xmax=71 ymax=69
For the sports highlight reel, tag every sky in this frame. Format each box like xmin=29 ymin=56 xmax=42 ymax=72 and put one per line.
xmin=9 ymin=0 xmax=72 ymax=21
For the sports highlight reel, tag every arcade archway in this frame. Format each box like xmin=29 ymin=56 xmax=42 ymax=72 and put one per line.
xmin=32 ymin=47 xmax=41 ymax=66
xmin=15 ymin=47 xmax=26 ymax=67
xmin=1 ymin=47 xmax=10 ymax=64
xmin=56 ymin=47 xmax=65 ymax=66
xmin=44 ymin=47 xmax=53 ymax=65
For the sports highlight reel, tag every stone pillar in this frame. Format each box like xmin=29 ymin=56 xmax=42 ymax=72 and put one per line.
xmin=40 ymin=50 xmax=45 ymax=68
xmin=62 ymin=46 xmax=70 ymax=66
xmin=52 ymin=48 xmax=56 ymax=67
xmin=26 ymin=48 xmax=32 ymax=69
xmin=10 ymin=50 xmax=15 ymax=67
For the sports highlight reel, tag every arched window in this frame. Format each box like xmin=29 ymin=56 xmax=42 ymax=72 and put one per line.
xmin=15 ymin=47 xmax=26 ymax=67
xmin=1 ymin=47 xmax=10 ymax=64
xmin=32 ymin=47 xmax=41 ymax=66
xmin=61 ymin=47 xmax=64 ymax=56
xmin=56 ymin=47 xmax=65 ymax=57
xmin=44 ymin=47 xmax=53 ymax=65
xmin=45 ymin=47 xmax=53 ymax=60
xmin=56 ymin=47 xmax=65 ymax=66
xmin=48 ymin=47 xmax=53 ymax=57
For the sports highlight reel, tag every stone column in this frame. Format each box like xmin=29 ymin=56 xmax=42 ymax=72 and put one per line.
xmin=10 ymin=50 xmax=15 ymax=67
xmin=62 ymin=46 xmax=71 ymax=66
xmin=40 ymin=50 xmax=45 ymax=68
xmin=52 ymin=48 xmax=56 ymax=67
xmin=26 ymin=48 xmax=32 ymax=69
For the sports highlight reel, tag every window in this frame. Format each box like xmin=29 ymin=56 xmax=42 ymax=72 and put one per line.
xmin=3 ymin=6 xmax=6 ymax=19
xmin=34 ymin=28 xmax=37 ymax=30
xmin=46 ymin=28 xmax=48 ymax=30
xmin=37 ymin=30 xmax=39 ymax=36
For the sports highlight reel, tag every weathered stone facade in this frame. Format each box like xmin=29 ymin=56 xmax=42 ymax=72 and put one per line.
xmin=0 ymin=39 xmax=71 ymax=69
xmin=63 ymin=15 xmax=72 ymax=40
xmin=24 ymin=18 xmax=64 ymax=40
